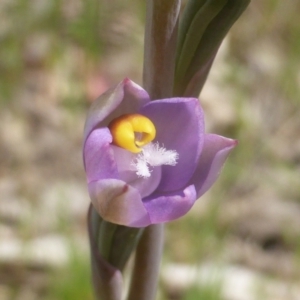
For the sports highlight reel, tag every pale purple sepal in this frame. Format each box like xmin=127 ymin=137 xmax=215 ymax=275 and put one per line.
xmin=83 ymin=78 xmax=150 ymax=143
xmin=88 ymin=179 xmax=151 ymax=227
xmin=189 ymin=133 xmax=238 ymax=198
xmin=84 ymin=127 xmax=119 ymax=183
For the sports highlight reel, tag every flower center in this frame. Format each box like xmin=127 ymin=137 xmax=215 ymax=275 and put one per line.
xmin=109 ymin=113 xmax=178 ymax=178
xmin=108 ymin=114 xmax=156 ymax=153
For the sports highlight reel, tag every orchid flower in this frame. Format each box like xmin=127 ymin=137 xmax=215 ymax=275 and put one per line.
xmin=83 ymin=78 xmax=237 ymax=228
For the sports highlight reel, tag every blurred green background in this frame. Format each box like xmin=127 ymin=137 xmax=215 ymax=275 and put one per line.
xmin=1 ymin=0 xmax=300 ymax=299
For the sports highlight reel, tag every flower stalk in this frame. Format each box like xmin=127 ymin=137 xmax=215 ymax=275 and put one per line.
xmin=127 ymin=1 xmax=181 ymax=299
xmin=127 ymin=224 xmax=164 ymax=300
xmin=85 ymin=0 xmax=250 ymax=299
xmin=143 ymin=0 xmax=181 ymax=99
xmin=88 ymin=206 xmax=123 ymax=300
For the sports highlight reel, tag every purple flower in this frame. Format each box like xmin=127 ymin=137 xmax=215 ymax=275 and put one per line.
xmin=83 ymin=79 xmax=237 ymax=227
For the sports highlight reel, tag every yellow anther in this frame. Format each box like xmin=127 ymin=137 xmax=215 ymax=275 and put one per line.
xmin=108 ymin=114 xmax=156 ymax=153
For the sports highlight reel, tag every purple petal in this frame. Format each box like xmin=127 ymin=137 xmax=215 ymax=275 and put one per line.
xmin=143 ymin=185 xmax=197 ymax=224
xmin=89 ymin=179 xmax=151 ymax=227
xmin=189 ymin=134 xmax=238 ymax=197
xmin=83 ymin=127 xmax=119 ymax=183
xmin=112 ymin=145 xmax=162 ymax=198
xmin=140 ymin=98 xmax=204 ymax=192
xmin=84 ymin=79 xmax=150 ymax=143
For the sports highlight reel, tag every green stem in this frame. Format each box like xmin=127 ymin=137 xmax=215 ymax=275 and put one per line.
xmin=96 ymin=219 xmax=144 ymax=272
xmin=91 ymin=203 xmax=102 ymax=239
xmin=109 ymin=226 xmax=144 ymax=272
xmin=88 ymin=205 xmax=123 ymax=300
xmin=126 ymin=224 xmax=164 ymax=300
xmin=98 ymin=220 xmax=118 ymax=261
xmin=143 ymin=0 xmax=181 ymax=99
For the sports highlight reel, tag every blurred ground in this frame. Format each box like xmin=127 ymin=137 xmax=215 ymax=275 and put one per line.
xmin=0 ymin=1 xmax=300 ymax=300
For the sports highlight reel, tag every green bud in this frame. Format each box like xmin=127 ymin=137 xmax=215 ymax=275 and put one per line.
xmin=174 ymin=0 xmax=250 ymax=97
xmin=88 ymin=205 xmax=143 ymax=300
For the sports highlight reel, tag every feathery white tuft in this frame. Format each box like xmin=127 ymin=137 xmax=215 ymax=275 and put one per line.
xmin=142 ymin=143 xmax=178 ymax=166
xmin=133 ymin=159 xmax=151 ymax=178
xmin=132 ymin=142 xmax=179 ymax=178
